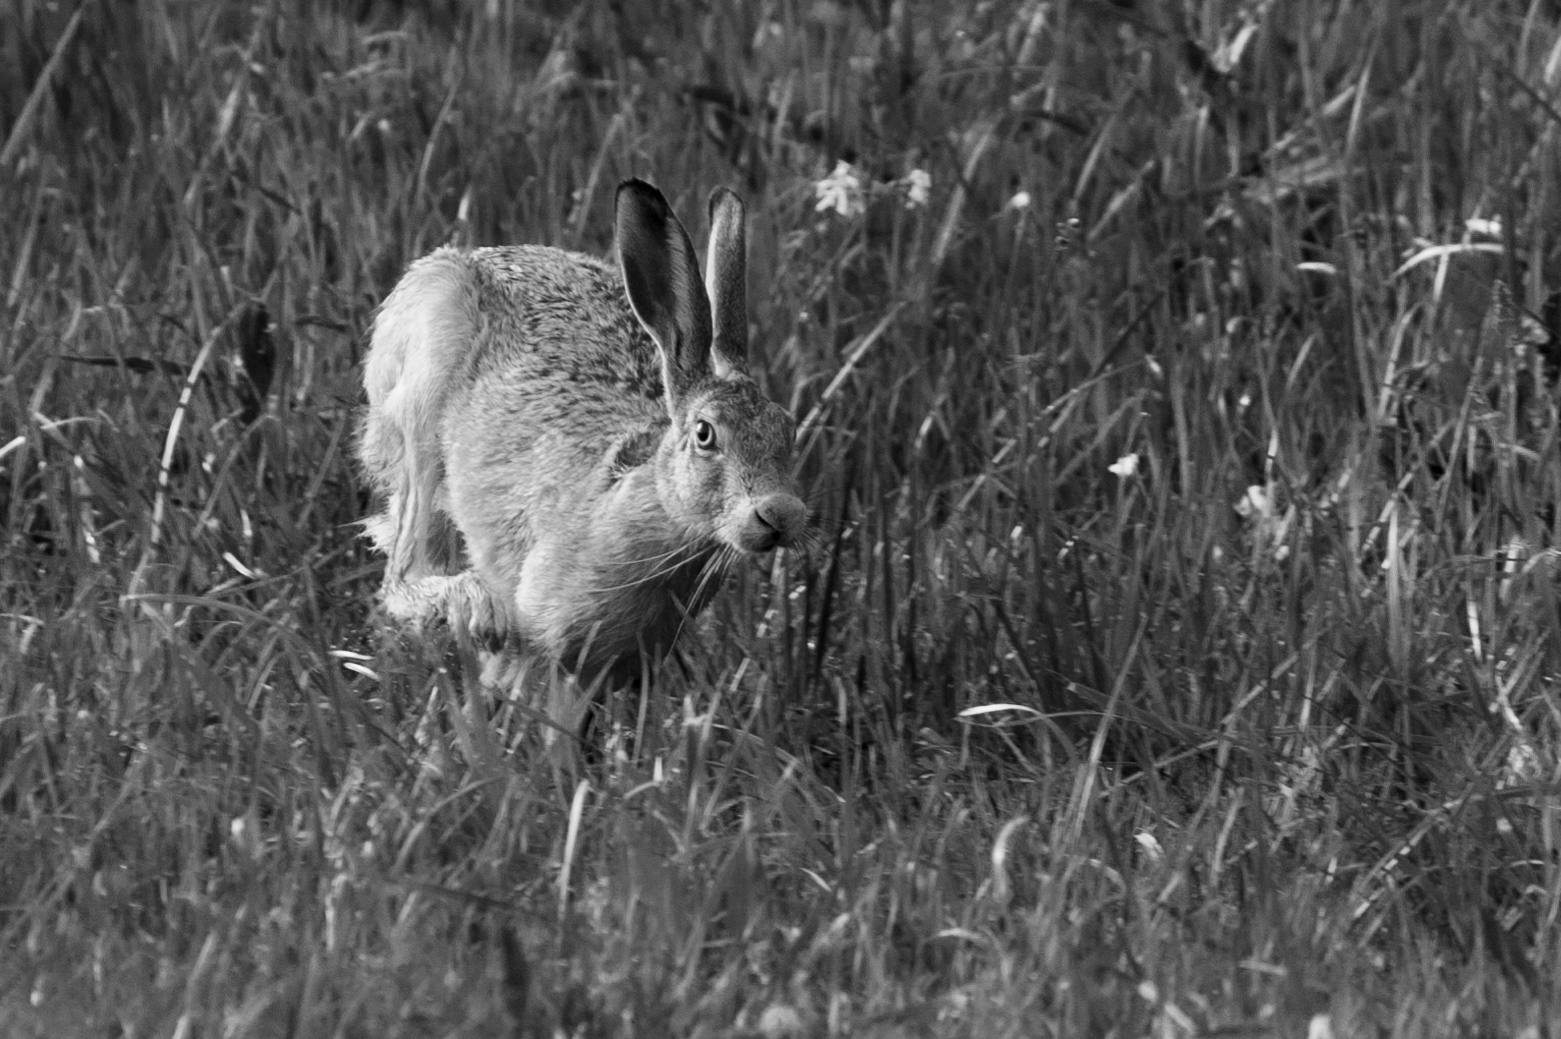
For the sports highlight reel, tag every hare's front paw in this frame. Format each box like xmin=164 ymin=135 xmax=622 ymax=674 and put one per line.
xmin=444 ymin=572 xmax=508 ymax=644
xmin=383 ymin=572 xmax=506 ymax=646
xmin=382 ymin=578 xmax=434 ymax=626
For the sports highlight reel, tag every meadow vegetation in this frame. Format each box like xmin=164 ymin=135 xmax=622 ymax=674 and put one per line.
xmin=2 ymin=0 xmax=1560 ymax=1034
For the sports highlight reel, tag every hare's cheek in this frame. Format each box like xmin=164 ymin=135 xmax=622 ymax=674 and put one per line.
xmin=702 ymin=455 xmax=735 ymax=504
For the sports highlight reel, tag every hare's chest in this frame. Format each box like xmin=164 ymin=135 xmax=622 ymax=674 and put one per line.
xmin=512 ymin=533 xmax=716 ymax=665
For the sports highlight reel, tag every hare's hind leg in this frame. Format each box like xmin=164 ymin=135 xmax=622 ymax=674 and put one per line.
xmin=360 ymin=249 xmax=482 ymax=589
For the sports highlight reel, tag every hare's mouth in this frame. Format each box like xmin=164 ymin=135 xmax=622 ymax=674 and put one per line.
xmin=734 ymin=522 xmax=786 ymax=554
xmin=736 ymin=492 xmax=807 ymax=553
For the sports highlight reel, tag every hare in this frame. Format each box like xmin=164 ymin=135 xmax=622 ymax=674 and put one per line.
xmin=357 ymin=179 xmax=806 ymax=689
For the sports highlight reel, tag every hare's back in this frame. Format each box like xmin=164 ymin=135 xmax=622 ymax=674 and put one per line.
xmin=465 ymin=245 xmax=665 ymax=401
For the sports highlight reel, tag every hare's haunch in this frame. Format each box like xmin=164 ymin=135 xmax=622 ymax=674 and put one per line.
xmin=358 ymin=180 xmax=806 ymax=684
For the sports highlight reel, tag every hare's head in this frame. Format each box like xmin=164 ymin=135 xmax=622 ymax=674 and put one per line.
xmin=616 ymin=179 xmax=807 ymax=555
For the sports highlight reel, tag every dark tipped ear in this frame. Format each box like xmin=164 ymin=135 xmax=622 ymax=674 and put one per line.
xmin=616 ymin=179 xmax=712 ymax=413
xmin=705 ymin=187 xmax=747 ymax=378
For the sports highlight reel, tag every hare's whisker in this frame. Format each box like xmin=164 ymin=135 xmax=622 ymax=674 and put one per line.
xmin=669 ymin=548 xmax=732 ymax=647
xmin=566 ymin=543 xmax=715 ymax=597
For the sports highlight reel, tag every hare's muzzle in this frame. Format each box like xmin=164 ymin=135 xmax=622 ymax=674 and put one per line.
xmin=742 ymin=492 xmax=807 ymax=552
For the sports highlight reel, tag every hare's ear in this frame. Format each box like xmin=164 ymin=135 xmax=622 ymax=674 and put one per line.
xmin=705 ymin=187 xmax=747 ymax=378
xmin=616 ymin=179 xmax=713 ymax=413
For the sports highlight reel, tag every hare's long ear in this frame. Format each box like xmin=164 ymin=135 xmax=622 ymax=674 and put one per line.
xmin=616 ymin=179 xmax=712 ymax=414
xmin=705 ymin=187 xmax=747 ymax=378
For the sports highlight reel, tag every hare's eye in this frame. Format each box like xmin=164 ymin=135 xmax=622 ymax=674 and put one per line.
xmin=694 ymin=420 xmax=717 ymax=450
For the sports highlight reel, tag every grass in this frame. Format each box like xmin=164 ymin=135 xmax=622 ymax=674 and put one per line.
xmin=2 ymin=0 xmax=1560 ymax=1035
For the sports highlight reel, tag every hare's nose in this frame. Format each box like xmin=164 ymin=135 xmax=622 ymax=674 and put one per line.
xmin=751 ymin=494 xmax=807 ymax=550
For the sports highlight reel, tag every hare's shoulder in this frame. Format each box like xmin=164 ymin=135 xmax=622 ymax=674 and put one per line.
xmin=464 ymin=245 xmax=665 ymax=402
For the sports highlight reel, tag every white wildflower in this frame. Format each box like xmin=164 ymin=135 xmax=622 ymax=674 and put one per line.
xmin=1236 ymin=483 xmax=1291 ymax=561
xmin=814 ymin=160 xmax=864 ymax=218
xmin=1007 ymin=189 xmax=1032 ymax=210
xmin=756 ymin=1004 xmax=805 ymax=1038
xmin=1502 ymin=741 xmax=1539 ymax=786
xmin=1234 ymin=484 xmax=1271 ymax=519
xmin=1108 ymin=452 xmax=1139 ymax=478
xmin=902 ymin=168 xmax=931 ymax=208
